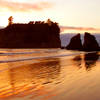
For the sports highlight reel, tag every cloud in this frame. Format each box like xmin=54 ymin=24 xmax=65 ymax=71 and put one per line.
xmin=60 ymin=26 xmax=100 ymax=32
xmin=0 ymin=0 xmax=53 ymax=12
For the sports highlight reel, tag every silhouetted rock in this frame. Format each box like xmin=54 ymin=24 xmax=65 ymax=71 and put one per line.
xmin=66 ymin=34 xmax=83 ymax=50
xmin=83 ymin=32 xmax=100 ymax=51
xmin=0 ymin=22 xmax=61 ymax=48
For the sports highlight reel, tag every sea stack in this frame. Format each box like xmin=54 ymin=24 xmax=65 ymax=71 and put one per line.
xmin=0 ymin=20 xmax=61 ymax=48
xmin=66 ymin=33 xmax=83 ymax=50
xmin=83 ymin=32 xmax=100 ymax=51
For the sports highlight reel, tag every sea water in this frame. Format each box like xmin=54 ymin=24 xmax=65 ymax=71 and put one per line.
xmin=0 ymin=49 xmax=100 ymax=100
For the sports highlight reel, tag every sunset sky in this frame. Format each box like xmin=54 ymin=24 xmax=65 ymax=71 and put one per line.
xmin=0 ymin=0 xmax=100 ymax=33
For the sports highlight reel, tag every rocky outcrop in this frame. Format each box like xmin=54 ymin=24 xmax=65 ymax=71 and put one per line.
xmin=65 ymin=32 xmax=100 ymax=51
xmin=66 ymin=34 xmax=83 ymax=50
xmin=83 ymin=32 xmax=100 ymax=51
xmin=0 ymin=23 xmax=61 ymax=48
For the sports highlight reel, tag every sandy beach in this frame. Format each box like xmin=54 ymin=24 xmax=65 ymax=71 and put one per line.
xmin=0 ymin=49 xmax=99 ymax=100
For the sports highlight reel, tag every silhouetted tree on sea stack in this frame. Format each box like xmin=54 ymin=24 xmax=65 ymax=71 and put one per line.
xmin=8 ymin=16 xmax=13 ymax=25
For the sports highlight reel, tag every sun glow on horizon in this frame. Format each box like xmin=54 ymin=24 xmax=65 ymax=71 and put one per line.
xmin=0 ymin=0 xmax=100 ymax=33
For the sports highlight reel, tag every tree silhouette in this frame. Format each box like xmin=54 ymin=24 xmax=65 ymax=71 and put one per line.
xmin=47 ymin=19 xmax=52 ymax=26
xmin=8 ymin=16 xmax=13 ymax=25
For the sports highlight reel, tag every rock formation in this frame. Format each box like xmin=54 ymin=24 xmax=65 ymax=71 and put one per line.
xmin=0 ymin=22 xmax=61 ymax=48
xmin=83 ymin=32 xmax=100 ymax=51
xmin=66 ymin=33 xmax=83 ymax=50
xmin=65 ymin=32 xmax=100 ymax=51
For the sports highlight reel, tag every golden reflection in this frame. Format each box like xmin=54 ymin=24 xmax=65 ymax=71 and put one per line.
xmin=0 ymin=52 xmax=100 ymax=100
xmin=0 ymin=58 xmax=61 ymax=99
xmin=73 ymin=52 xmax=99 ymax=71
xmin=73 ymin=55 xmax=82 ymax=68
xmin=84 ymin=52 xmax=99 ymax=71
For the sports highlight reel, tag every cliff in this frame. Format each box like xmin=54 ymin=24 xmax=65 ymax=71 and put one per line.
xmin=0 ymin=22 xmax=61 ymax=48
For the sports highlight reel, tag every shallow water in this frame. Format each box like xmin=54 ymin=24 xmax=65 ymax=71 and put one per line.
xmin=0 ymin=49 xmax=100 ymax=100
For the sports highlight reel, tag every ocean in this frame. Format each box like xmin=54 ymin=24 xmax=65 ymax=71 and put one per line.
xmin=0 ymin=33 xmax=100 ymax=100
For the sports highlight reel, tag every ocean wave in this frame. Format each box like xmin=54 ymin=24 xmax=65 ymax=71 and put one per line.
xmin=0 ymin=49 xmax=61 ymax=55
xmin=0 ymin=48 xmax=98 ymax=63
xmin=0 ymin=51 xmax=97 ymax=63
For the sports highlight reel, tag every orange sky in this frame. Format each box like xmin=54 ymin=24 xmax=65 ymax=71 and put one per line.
xmin=0 ymin=0 xmax=100 ymax=33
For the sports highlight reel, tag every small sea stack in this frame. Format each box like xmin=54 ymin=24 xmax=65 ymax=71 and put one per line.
xmin=83 ymin=32 xmax=100 ymax=51
xmin=66 ymin=33 xmax=83 ymax=50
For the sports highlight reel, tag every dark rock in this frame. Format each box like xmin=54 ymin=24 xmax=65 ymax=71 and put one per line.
xmin=83 ymin=32 xmax=100 ymax=51
xmin=0 ymin=23 xmax=61 ymax=48
xmin=66 ymin=33 xmax=83 ymax=50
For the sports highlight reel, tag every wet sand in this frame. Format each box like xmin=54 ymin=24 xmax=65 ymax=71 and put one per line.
xmin=0 ymin=49 xmax=99 ymax=100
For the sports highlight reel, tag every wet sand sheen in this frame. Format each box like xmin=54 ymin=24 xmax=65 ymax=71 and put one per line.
xmin=0 ymin=49 xmax=99 ymax=100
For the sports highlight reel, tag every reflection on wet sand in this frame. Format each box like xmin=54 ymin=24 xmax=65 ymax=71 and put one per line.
xmin=84 ymin=52 xmax=99 ymax=71
xmin=0 ymin=51 xmax=100 ymax=100
xmin=73 ymin=52 xmax=99 ymax=71
xmin=0 ymin=58 xmax=61 ymax=99
xmin=73 ymin=55 xmax=82 ymax=68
